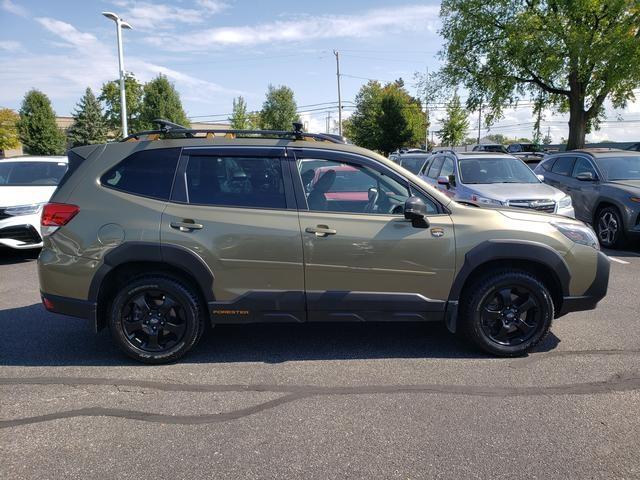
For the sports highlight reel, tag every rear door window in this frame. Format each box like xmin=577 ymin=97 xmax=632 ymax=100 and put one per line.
xmin=185 ymin=156 xmax=286 ymax=209
xmin=101 ymin=148 xmax=180 ymax=200
xmin=427 ymin=156 xmax=445 ymax=179
xmin=550 ymin=156 xmax=575 ymax=176
xmin=440 ymin=157 xmax=454 ymax=177
xmin=572 ymin=157 xmax=597 ymax=178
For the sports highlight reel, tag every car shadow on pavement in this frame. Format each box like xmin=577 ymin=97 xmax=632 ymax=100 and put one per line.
xmin=0 ymin=303 xmax=560 ymax=367
xmin=0 ymin=248 xmax=39 ymax=265
xmin=602 ymin=246 xmax=640 ymax=258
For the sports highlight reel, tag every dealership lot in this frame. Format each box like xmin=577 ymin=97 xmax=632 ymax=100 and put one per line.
xmin=1 ymin=247 xmax=639 ymax=479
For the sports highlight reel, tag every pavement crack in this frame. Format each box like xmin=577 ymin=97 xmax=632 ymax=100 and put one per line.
xmin=0 ymin=373 xmax=639 ymax=429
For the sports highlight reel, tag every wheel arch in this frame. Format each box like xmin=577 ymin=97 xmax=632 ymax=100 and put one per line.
xmin=446 ymin=240 xmax=569 ymax=332
xmin=89 ymin=242 xmax=214 ymax=331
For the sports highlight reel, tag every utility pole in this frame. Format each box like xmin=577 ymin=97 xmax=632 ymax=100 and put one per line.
xmin=102 ymin=12 xmax=132 ymax=137
xmin=425 ymin=107 xmax=429 ymax=150
xmin=333 ymin=50 xmax=342 ymax=136
xmin=326 ymin=111 xmax=332 ymax=134
xmin=477 ymin=103 xmax=482 ymax=145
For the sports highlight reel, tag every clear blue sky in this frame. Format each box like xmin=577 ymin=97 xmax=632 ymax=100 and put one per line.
xmin=1 ymin=0 xmax=638 ymax=141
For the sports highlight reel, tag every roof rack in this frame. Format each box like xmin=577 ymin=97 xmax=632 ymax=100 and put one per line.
xmin=431 ymin=149 xmax=457 ymax=155
xmin=120 ymin=119 xmax=346 ymax=144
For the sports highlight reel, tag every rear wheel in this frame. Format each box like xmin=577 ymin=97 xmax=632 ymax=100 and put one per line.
xmin=595 ymin=206 xmax=626 ymax=249
xmin=459 ymin=270 xmax=553 ymax=356
xmin=109 ymin=275 xmax=205 ymax=364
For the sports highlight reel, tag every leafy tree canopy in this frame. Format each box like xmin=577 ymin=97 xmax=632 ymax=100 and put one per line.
xmin=17 ymin=89 xmax=65 ymax=155
xmin=99 ymin=73 xmax=144 ymax=138
xmin=260 ymin=84 xmax=298 ymax=130
xmin=439 ymin=93 xmax=469 ymax=146
xmin=140 ymin=75 xmax=190 ymax=130
xmin=229 ymin=96 xmax=250 ymax=129
xmin=0 ymin=108 xmax=20 ymax=152
xmin=435 ymin=0 xmax=640 ymax=149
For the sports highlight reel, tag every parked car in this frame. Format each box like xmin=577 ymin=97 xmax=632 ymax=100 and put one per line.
xmin=534 ymin=148 xmax=640 ymax=248
xmin=38 ymin=122 xmax=608 ymax=363
xmin=507 ymin=143 xmax=546 ymax=170
xmin=418 ymin=151 xmax=575 ymax=217
xmin=625 ymin=142 xmax=640 ymax=152
xmin=472 ymin=144 xmax=508 ymax=153
xmin=0 ymin=156 xmax=68 ymax=249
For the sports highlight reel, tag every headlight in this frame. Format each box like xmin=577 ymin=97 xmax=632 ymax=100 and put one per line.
xmin=471 ymin=195 xmax=503 ymax=206
xmin=4 ymin=203 xmax=44 ymax=216
xmin=551 ymin=221 xmax=599 ymax=250
xmin=558 ymin=195 xmax=572 ymax=209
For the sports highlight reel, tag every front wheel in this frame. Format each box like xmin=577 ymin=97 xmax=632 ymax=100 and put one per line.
xmin=595 ymin=206 xmax=626 ymax=249
xmin=459 ymin=270 xmax=554 ymax=356
xmin=109 ymin=275 xmax=205 ymax=364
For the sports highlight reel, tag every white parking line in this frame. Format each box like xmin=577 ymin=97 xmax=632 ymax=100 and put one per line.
xmin=608 ymin=256 xmax=630 ymax=265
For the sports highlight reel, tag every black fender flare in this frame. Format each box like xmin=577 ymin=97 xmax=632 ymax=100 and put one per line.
xmin=445 ymin=239 xmax=570 ymax=332
xmin=88 ymin=242 xmax=215 ymax=304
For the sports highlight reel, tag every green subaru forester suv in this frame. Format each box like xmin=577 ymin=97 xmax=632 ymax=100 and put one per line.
xmin=38 ymin=123 xmax=609 ymax=363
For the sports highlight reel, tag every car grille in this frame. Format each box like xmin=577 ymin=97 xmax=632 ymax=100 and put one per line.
xmin=0 ymin=224 xmax=41 ymax=244
xmin=507 ymin=199 xmax=556 ymax=214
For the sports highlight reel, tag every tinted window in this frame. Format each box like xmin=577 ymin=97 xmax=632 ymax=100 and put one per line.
xmin=297 ymin=158 xmax=437 ymax=215
xmin=427 ymin=156 xmax=445 ymax=179
xmin=440 ymin=157 xmax=454 ymax=177
xmin=101 ymin=148 xmax=180 ymax=200
xmin=541 ymin=158 xmax=555 ymax=171
xmin=572 ymin=157 xmax=597 ymax=178
xmin=507 ymin=144 xmax=520 ymax=153
xmin=550 ymin=156 xmax=575 ymax=176
xmin=0 ymin=161 xmax=67 ymax=186
xmin=399 ymin=156 xmax=427 ymax=174
xmin=186 ymin=156 xmax=286 ymax=209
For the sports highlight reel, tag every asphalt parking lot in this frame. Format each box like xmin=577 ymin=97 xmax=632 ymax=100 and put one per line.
xmin=1 ymin=247 xmax=639 ymax=479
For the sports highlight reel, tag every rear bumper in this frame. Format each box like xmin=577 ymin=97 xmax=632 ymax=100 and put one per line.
xmin=41 ymin=292 xmax=98 ymax=332
xmin=559 ymin=251 xmax=610 ymax=316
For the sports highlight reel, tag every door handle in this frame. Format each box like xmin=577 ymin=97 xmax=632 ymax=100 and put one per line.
xmin=305 ymin=225 xmax=337 ymax=237
xmin=170 ymin=220 xmax=204 ymax=232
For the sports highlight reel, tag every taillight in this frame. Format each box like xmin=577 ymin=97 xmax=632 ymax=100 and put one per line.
xmin=41 ymin=203 xmax=79 ymax=236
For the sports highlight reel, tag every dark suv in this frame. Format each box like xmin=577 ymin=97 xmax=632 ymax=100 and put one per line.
xmin=534 ymin=148 xmax=640 ymax=248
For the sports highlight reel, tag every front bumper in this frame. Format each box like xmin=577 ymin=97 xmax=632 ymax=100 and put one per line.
xmin=0 ymin=213 xmax=43 ymax=249
xmin=556 ymin=205 xmax=575 ymax=218
xmin=559 ymin=250 xmax=610 ymax=316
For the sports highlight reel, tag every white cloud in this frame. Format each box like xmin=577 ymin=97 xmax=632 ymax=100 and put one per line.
xmin=0 ymin=40 xmax=22 ymax=52
xmin=1 ymin=0 xmax=27 ymax=17
xmin=145 ymin=4 xmax=440 ymax=50
xmin=36 ymin=18 xmax=101 ymax=49
xmin=107 ymin=0 xmax=229 ymax=30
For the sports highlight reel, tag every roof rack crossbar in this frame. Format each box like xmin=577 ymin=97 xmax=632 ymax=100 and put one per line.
xmin=120 ymin=119 xmax=344 ymax=144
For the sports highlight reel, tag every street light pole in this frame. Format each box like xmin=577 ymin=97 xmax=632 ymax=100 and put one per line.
xmin=102 ymin=12 xmax=132 ymax=137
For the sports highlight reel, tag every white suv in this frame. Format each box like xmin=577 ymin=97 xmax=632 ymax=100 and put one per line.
xmin=0 ymin=156 xmax=68 ymax=249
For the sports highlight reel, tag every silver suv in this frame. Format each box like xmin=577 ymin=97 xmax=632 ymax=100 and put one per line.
xmin=418 ymin=150 xmax=575 ymax=217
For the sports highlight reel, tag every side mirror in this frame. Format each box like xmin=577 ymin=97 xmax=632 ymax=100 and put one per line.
xmin=437 ymin=175 xmax=450 ymax=188
xmin=536 ymin=174 xmax=545 ymax=182
xmin=576 ymin=171 xmax=596 ymax=181
xmin=404 ymin=196 xmax=430 ymax=228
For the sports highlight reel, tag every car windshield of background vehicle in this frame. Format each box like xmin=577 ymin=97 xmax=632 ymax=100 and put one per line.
xmin=596 ymin=156 xmax=640 ymax=180
xmin=400 ymin=156 xmax=427 ymax=174
xmin=0 ymin=162 xmax=67 ymax=186
xmin=459 ymin=158 xmax=539 ymax=184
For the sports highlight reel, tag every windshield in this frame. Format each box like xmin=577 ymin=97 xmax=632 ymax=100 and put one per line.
xmin=477 ymin=145 xmax=507 ymax=153
xmin=400 ymin=156 xmax=427 ymax=174
xmin=0 ymin=161 xmax=67 ymax=186
xmin=459 ymin=157 xmax=539 ymax=184
xmin=596 ymin=156 xmax=640 ymax=180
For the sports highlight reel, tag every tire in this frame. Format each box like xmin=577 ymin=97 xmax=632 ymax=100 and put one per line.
xmin=108 ymin=275 xmax=205 ymax=364
xmin=595 ymin=206 xmax=626 ymax=249
xmin=459 ymin=270 xmax=554 ymax=357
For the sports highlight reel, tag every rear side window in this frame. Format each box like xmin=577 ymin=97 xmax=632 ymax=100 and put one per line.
xmin=550 ymin=156 xmax=575 ymax=176
xmin=186 ymin=156 xmax=286 ymax=209
xmin=427 ymin=156 xmax=445 ymax=178
xmin=101 ymin=148 xmax=180 ymax=200
xmin=440 ymin=157 xmax=454 ymax=177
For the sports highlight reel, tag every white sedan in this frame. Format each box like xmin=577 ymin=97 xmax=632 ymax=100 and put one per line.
xmin=0 ymin=156 xmax=68 ymax=249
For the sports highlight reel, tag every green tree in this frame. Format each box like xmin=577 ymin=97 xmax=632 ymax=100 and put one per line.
xmin=0 ymin=108 xmax=20 ymax=152
xmin=542 ymin=133 xmax=553 ymax=146
xmin=17 ymin=89 xmax=65 ymax=155
xmin=247 ymin=111 xmax=262 ymax=130
xmin=345 ymin=80 xmax=426 ymax=154
xmin=229 ymin=96 xmax=251 ymax=129
xmin=437 ymin=0 xmax=640 ymax=149
xmin=99 ymin=73 xmax=144 ymax=137
xmin=140 ymin=75 xmax=190 ymax=130
xmin=260 ymin=84 xmax=298 ymax=130
xmin=67 ymin=88 xmax=108 ymax=147
xmin=439 ymin=93 xmax=469 ymax=147
xmin=483 ymin=133 xmax=507 ymax=145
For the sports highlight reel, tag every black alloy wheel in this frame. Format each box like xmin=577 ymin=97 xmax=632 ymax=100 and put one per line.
xmin=479 ymin=286 xmax=540 ymax=346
